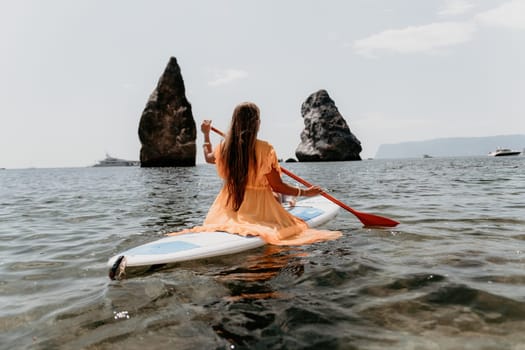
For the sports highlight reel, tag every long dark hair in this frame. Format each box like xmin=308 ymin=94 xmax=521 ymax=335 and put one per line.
xmin=221 ymin=102 xmax=260 ymax=211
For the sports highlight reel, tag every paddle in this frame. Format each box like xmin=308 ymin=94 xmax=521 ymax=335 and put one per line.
xmin=210 ymin=126 xmax=399 ymax=227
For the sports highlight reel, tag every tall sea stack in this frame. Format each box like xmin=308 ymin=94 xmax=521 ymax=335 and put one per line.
xmin=138 ymin=57 xmax=197 ymax=167
xmin=295 ymin=90 xmax=362 ymax=162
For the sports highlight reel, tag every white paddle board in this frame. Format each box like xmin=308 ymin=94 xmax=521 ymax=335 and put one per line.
xmin=107 ymin=195 xmax=339 ymax=278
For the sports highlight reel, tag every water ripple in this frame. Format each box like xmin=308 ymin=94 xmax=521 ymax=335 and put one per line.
xmin=1 ymin=158 xmax=525 ymax=349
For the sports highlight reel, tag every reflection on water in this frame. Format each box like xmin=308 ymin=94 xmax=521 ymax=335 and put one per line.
xmin=1 ymin=157 xmax=525 ymax=349
xmin=216 ymin=246 xmax=307 ymax=301
xmin=138 ymin=167 xmax=218 ymax=233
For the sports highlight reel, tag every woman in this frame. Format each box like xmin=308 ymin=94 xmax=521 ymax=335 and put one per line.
xmin=170 ymin=102 xmax=341 ymax=245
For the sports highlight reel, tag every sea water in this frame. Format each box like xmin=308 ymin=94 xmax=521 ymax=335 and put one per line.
xmin=1 ymin=157 xmax=524 ymax=349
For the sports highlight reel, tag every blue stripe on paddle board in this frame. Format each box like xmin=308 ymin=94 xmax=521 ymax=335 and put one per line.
xmin=126 ymin=241 xmax=200 ymax=255
xmin=288 ymin=207 xmax=324 ymax=221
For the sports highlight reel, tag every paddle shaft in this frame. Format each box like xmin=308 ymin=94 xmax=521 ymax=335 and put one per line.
xmin=279 ymin=167 xmax=358 ymax=215
xmin=209 ymin=126 xmax=399 ymax=227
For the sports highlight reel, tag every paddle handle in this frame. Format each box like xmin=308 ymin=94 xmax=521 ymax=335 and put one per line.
xmin=211 ymin=126 xmax=225 ymax=137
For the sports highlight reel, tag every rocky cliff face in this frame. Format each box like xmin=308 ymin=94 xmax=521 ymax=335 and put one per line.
xmin=295 ymin=90 xmax=362 ymax=162
xmin=138 ymin=57 xmax=196 ymax=167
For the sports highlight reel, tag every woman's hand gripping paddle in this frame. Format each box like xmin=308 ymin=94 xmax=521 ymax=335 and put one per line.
xmin=210 ymin=126 xmax=399 ymax=227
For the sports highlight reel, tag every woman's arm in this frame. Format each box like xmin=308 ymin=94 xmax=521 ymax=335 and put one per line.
xmin=265 ymin=167 xmax=322 ymax=197
xmin=201 ymin=120 xmax=215 ymax=164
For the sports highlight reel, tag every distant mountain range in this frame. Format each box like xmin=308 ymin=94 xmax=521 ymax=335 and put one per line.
xmin=375 ymin=134 xmax=525 ymax=159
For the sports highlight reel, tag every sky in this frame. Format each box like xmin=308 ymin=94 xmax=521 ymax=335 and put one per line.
xmin=1 ymin=0 xmax=524 ymax=168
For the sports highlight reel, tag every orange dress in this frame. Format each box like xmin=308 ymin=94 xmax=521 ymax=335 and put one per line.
xmin=169 ymin=139 xmax=341 ymax=245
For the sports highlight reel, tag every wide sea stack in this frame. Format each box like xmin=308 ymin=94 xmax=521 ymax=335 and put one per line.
xmin=295 ymin=90 xmax=362 ymax=162
xmin=138 ymin=57 xmax=197 ymax=167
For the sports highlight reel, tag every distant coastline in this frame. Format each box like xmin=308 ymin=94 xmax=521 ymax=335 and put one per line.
xmin=375 ymin=134 xmax=525 ymax=159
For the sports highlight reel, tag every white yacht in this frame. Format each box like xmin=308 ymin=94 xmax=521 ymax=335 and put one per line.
xmin=93 ymin=154 xmax=140 ymax=167
xmin=488 ymin=148 xmax=521 ymax=157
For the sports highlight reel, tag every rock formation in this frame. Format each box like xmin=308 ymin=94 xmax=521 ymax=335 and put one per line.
xmin=295 ymin=90 xmax=362 ymax=162
xmin=138 ymin=57 xmax=196 ymax=167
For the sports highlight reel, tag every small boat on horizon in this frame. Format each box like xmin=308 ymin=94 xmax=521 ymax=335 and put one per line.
xmin=93 ymin=154 xmax=140 ymax=167
xmin=488 ymin=148 xmax=521 ymax=157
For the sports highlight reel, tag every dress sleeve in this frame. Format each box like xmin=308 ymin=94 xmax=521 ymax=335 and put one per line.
xmin=260 ymin=143 xmax=281 ymax=175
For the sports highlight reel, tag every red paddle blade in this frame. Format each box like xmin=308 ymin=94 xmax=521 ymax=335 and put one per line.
xmin=349 ymin=209 xmax=400 ymax=227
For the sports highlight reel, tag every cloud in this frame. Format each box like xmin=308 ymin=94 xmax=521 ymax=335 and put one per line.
xmin=438 ymin=0 xmax=476 ymax=16
xmin=353 ymin=21 xmax=477 ymax=57
xmin=474 ymin=0 xmax=525 ymax=30
xmin=208 ymin=69 xmax=248 ymax=87
xmin=352 ymin=1 xmax=524 ymax=58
